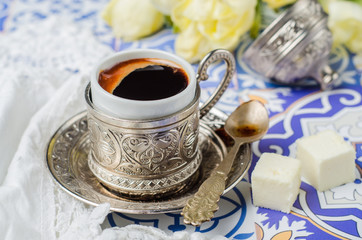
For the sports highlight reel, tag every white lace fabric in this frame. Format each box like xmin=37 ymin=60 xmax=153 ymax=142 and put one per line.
xmin=0 ymin=17 xmax=227 ymax=240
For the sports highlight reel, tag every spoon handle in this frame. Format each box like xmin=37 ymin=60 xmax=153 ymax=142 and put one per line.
xmin=181 ymin=141 xmax=242 ymax=226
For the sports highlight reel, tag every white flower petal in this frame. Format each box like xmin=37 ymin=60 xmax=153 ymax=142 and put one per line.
xmin=102 ymin=0 xmax=164 ymax=41
xmin=328 ymin=1 xmax=362 ymax=53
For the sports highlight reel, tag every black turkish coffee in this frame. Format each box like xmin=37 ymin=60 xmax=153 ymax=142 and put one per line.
xmin=98 ymin=58 xmax=189 ymax=101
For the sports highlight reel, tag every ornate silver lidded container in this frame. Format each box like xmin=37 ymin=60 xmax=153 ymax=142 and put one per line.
xmin=243 ymin=0 xmax=339 ymax=90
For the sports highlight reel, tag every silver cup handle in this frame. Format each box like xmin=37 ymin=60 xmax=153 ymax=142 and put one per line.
xmin=197 ymin=49 xmax=236 ymax=118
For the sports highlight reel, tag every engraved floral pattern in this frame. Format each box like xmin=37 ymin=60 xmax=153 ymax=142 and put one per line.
xmin=180 ymin=112 xmax=199 ymax=161
xmin=262 ymin=0 xmax=324 ymax=61
xmin=50 ymin=118 xmax=102 ymax=202
xmin=118 ymin=130 xmax=180 ymax=174
xmin=88 ymin=118 xmax=118 ymax=167
xmin=47 ymin=110 xmax=252 ymax=212
xmin=244 ymin=0 xmax=330 ymax=84
xmin=275 ymin=28 xmax=332 ymax=81
xmin=86 ymin=109 xmax=201 ymax=194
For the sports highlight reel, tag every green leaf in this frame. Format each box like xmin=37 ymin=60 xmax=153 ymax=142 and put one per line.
xmin=164 ymin=15 xmax=180 ymax=33
xmin=347 ymin=0 xmax=362 ymax=5
xmin=164 ymin=15 xmax=173 ymax=27
xmin=250 ymin=0 xmax=262 ymax=39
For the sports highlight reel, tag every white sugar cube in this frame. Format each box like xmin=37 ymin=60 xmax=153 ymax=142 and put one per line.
xmin=251 ymin=152 xmax=302 ymax=213
xmin=296 ymin=130 xmax=356 ymax=191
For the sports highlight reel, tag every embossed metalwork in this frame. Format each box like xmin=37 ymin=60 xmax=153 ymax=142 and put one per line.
xmin=182 ymin=171 xmax=226 ymax=226
xmin=46 ymin=110 xmax=252 ymax=214
xmin=197 ymin=49 xmax=236 ymax=117
xmin=86 ymin=85 xmax=202 ymax=197
xmin=84 ymin=49 xmax=235 ymax=198
xmin=243 ymin=0 xmax=339 ymax=90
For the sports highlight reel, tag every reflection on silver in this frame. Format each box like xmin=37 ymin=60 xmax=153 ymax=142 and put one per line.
xmin=243 ymin=0 xmax=339 ymax=90
xmin=86 ymin=84 xmax=202 ymax=199
xmin=46 ymin=109 xmax=251 ymax=214
xmin=85 ymin=49 xmax=236 ymax=199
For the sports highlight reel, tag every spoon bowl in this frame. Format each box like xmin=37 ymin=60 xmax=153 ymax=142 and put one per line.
xmin=225 ymin=100 xmax=269 ymax=144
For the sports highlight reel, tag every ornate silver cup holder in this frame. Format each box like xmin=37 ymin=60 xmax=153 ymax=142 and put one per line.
xmin=46 ymin=108 xmax=252 ymax=214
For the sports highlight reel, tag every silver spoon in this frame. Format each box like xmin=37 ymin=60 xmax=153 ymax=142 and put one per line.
xmin=181 ymin=100 xmax=269 ymax=226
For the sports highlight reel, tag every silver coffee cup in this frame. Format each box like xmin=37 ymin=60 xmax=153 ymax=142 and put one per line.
xmin=85 ymin=49 xmax=235 ymax=199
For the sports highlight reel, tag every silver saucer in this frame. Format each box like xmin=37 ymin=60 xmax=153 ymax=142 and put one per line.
xmin=46 ymin=108 xmax=251 ymax=214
